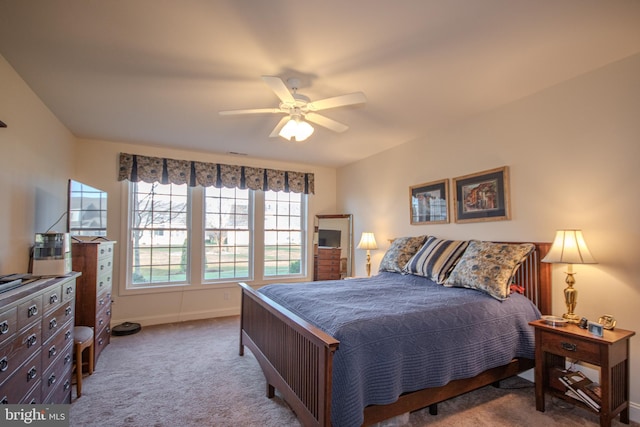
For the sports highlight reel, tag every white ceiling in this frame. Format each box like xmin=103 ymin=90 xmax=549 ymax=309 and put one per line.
xmin=1 ymin=1 xmax=640 ymax=167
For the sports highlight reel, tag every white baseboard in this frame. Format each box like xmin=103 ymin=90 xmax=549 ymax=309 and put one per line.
xmin=111 ymin=307 xmax=240 ymax=328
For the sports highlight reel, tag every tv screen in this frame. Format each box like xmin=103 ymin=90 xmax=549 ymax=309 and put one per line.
xmin=318 ymin=229 xmax=341 ymax=248
xmin=67 ymin=180 xmax=108 ymax=236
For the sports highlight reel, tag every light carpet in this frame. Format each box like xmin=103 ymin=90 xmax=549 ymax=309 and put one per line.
xmin=70 ymin=316 xmax=638 ymax=427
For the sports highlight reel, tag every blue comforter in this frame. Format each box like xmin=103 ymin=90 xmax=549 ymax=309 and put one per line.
xmin=259 ymin=272 xmax=541 ymax=427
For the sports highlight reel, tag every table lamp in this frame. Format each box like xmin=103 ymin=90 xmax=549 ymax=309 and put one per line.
xmin=542 ymin=229 xmax=597 ymax=322
xmin=357 ymin=232 xmax=378 ymax=277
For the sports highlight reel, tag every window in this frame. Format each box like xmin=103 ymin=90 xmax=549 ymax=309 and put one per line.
xmin=129 ymin=182 xmax=189 ymax=287
xmin=204 ymin=187 xmax=251 ymax=281
xmin=126 ymin=182 xmax=306 ymax=289
xmin=264 ymin=191 xmax=304 ymax=276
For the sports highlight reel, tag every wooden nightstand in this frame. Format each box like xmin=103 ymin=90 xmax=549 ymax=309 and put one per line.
xmin=530 ymin=319 xmax=635 ymax=427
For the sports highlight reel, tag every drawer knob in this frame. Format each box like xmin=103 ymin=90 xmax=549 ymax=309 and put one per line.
xmin=49 ymin=318 xmax=58 ymax=330
xmin=0 ymin=321 xmax=8 ymax=335
xmin=561 ymin=341 xmax=577 ymax=352
xmin=64 ymin=380 xmax=71 ymax=391
xmin=0 ymin=357 xmax=8 ymax=372
xmin=27 ymin=366 xmax=37 ymax=381
xmin=49 ymin=294 xmax=58 ymax=304
xmin=64 ymin=354 xmax=71 ymax=365
xmin=48 ymin=373 xmax=56 ymax=386
xmin=49 ymin=345 xmax=57 ymax=358
xmin=26 ymin=334 xmax=37 ymax=348
xmin=27 ymin=305 xmax=38 ymax=317
xmin=65 ymin=306 xmax=72 ymax=316
xmin=65 ymin=331 xmax=71 ymax=340
xmin=66 ymin=286 xmax=73 ymax=295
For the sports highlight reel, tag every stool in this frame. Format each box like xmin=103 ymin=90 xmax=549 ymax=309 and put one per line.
xmin=73 ymin=326 xmax=94 ymax=397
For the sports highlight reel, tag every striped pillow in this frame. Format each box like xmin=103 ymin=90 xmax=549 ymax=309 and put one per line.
xmin=403 ymin=236 xmax=469 ymax=284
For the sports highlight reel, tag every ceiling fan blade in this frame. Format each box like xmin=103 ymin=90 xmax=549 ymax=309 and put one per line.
xmin=262 ymin=76 xmax=296 ymax=104
xmin=307 ymin=92 xmax=366 ymax=111
xmin=270 ymin=116 xmax=291 ymax=138
xmin=305 ymin=112 xmax=349 ymax=133
xmin=219 ymin=107 xmax=282 ymax=116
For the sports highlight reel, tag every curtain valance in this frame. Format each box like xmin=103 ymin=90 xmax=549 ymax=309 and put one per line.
xmin=118 ymin=153 xmax=314 ymax=194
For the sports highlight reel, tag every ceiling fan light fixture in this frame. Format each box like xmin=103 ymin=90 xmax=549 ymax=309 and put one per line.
xmin=279 ymin=116 xmax=314 ymax=142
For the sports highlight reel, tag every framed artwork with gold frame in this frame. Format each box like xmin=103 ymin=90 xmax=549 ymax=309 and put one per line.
xmin=453 ymin=166 xmax=510 ymax=223
xmin=409 ymin=179 xmax=449 ymax=225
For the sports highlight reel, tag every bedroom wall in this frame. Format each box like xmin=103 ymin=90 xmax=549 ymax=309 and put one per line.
xmin=337 ymin=53 xmax=640 ymax=421
xmin=0 ymin=54 xmax=76 ymax=275
xmin=72 ymin=139 xmax=338 ymax=326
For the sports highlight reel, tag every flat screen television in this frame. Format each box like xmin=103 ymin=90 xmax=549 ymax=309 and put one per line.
xmin=67 ymin=180 xmax=108 ymax=236
xmin=318 ymin=229 xmax=341 ymax=248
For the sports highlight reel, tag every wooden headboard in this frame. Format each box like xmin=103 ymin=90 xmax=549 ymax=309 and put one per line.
xmin=514 ymin=242 xmax=552 ymax=315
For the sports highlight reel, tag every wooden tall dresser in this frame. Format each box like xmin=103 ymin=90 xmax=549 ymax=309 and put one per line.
xmin=314 ymin=246 xmax=342 ymax=281
xmin=0 ymin=274 xmax=79 ymax=404
xmin=72 ymin=239 xmax=115 ymax=367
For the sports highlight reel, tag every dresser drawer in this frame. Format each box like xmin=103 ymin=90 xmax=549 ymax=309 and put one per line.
xmin=96 ymin=302 xmax=111 ymax=334
xmin=0 ymin=307 xmax=17 ymax=347
xmin=0 ymin=322 xmax=41 ymax=387
xmin=98 ymin=242 xmax=115 ymax=260
xmin=61 ymin=280 xmax=75 ymax=304
xmin=95 ymin=323 xmax=111 ymax=362
xmin=41 ymin=341 xmax=73 ymax=401
xmin=43 ymin=284 xmax=63 ymax=314
xmin=18 ymin=294 xmax=43 ymax=330
xmin=42 ymin=301 xmax=74 ymax=344
xmin=0 ymin=352 xmax=41 ymax=403
xmin=540 ymin=330 xmax=602 ymax=364
xmin=42 ymin=322 xmax=73 ymax=369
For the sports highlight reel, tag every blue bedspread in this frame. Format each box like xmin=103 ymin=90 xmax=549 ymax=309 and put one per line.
xmin=259 ymin=272 xmax=541 ymax=427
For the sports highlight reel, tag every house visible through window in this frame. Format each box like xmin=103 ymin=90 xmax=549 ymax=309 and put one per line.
xmin=126 ymin=182 xmax=306 ymax=289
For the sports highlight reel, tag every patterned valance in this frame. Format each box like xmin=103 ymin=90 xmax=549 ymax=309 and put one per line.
xmin=118 ymin=153 xmax=315 ymax=194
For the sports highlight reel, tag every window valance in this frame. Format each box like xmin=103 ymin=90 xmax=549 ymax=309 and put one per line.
xmin=118 ymin=153 xmax=315 ymax=194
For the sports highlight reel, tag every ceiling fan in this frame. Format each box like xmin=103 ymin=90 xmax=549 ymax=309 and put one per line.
xmin=219 ymin=76 xmax=366 ymax=142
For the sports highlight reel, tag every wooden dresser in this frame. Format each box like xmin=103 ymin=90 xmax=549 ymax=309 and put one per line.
xmin=314 ymin=246 xmax=342 ymax=281
xmin=72 ymin=239 xmax=115 ymax=367
xmin=0 ymin=274 xmax=79 ymax=404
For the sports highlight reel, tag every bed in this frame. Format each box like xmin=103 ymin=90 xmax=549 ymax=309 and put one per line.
xmin=239 ymin=239 xmax=551 ymax=426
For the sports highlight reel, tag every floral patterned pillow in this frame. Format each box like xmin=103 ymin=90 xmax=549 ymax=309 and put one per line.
xmin=378 ymin=236 xmax=429 ymax=273
xmin=443 ymin=240 xmax=535 ymax=300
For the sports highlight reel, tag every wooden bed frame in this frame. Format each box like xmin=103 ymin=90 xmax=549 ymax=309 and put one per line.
xmin=239 ymin=242 xmax=551 ymax=426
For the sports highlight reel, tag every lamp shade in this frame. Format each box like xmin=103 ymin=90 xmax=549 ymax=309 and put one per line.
xmin=542 ymin=229 xmax=596 ymax=264
xmin=357 ymin=232 xmax=378 ymax=250
xmin=279 ymin=116 xmax=314 ymax=142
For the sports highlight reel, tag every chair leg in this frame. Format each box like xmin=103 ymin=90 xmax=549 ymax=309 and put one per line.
xmin=75 ymin=343 xmax=83 ymax=397
xmin=88 ymin=341 xmax=95 ymax=375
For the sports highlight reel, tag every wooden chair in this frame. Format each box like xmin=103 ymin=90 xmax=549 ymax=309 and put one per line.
xmin=74 ymin=326 xmax=94 ymax=397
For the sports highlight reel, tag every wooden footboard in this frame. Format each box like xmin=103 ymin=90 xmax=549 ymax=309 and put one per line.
xmin=239 ymin=242 xmax=551 ymax=427
xmin=239 ymin=282 xmax=339 ymax=426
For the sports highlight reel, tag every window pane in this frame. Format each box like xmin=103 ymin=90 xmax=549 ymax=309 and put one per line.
xmin=203 ymin=187 xmax=252 ymax=282
xmin=128 ymin=182 xmax=189 ymax=288
xmin=263 ymin=190 xmax=305 ymax=277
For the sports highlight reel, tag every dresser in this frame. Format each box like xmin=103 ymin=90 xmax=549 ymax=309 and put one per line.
xmin=0 ymin=274 xmax=78 ymax=404
xmin=314 ymin=246 xmax=342 ymax=281
xmin=72 ymin=239 xmax=115 ymax=367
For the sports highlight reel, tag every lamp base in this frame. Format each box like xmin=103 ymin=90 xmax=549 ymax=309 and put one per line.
xmin=562 ymin=313 xmax=580 ymax=323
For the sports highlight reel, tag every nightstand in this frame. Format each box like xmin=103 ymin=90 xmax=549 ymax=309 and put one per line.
xmin=530 ymin=319 xmax=635 ymax=427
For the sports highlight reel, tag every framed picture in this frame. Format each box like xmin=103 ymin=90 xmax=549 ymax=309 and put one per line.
xmin=453 ymin=166 xmax=511 ymax=223
xmin=409 ymin=179 xmax=449 ymax=225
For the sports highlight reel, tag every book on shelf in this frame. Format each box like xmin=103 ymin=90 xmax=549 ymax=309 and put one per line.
xmin=558 ymin=370 xmax=601 ymax=411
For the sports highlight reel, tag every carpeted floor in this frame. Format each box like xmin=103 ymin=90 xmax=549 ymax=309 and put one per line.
xmin=70 ymin=316 xmax=638 ymax=427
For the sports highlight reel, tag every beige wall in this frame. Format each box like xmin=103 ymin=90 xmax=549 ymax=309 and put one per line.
xmin=338 ymin=53 xmax=640 ymax=419
xmin=0 ymin=55 xmax=76 ymax=274
xmin=72 ymin=139 xmax=338 ymax=326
